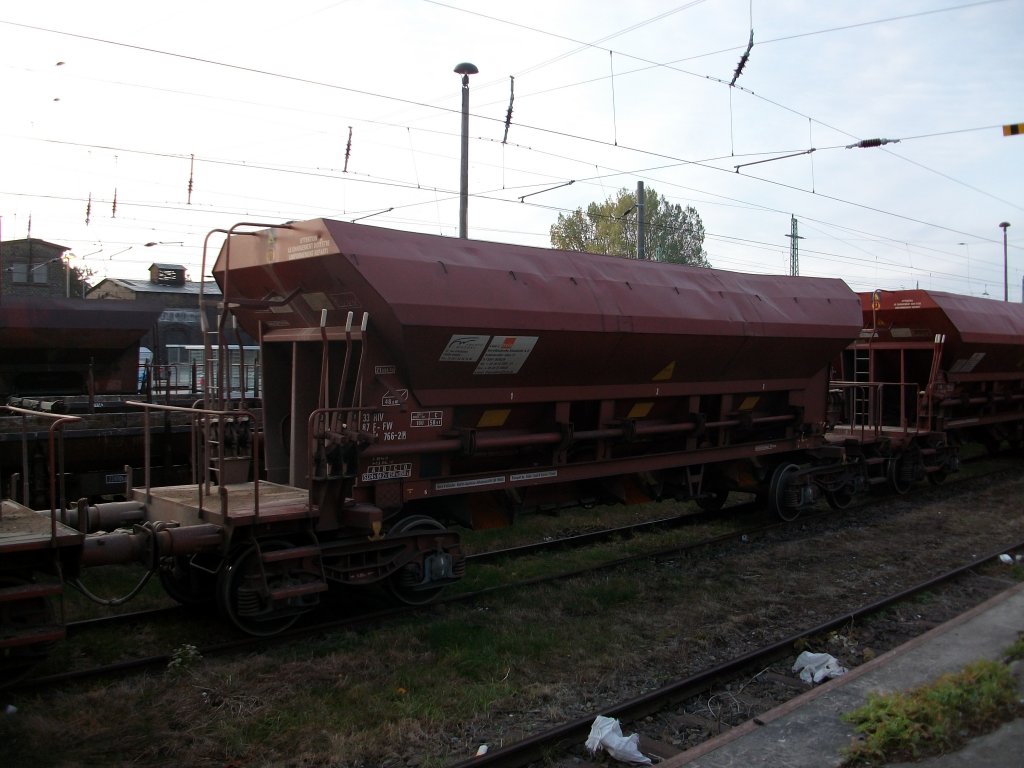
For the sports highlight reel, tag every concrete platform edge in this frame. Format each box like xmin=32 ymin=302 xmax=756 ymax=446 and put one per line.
xmin=662 ymin=580 xmax=1024 ymax=767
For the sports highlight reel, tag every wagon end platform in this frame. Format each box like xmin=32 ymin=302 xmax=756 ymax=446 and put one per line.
xmin=0 ymin=500 xmax=83 ymax=553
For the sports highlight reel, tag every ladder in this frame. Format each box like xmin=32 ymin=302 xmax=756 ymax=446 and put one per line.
xmin=852 ymin=345 xmax=872 ymax=427
xmin=257 ymin=541 xmax=329 ymax=605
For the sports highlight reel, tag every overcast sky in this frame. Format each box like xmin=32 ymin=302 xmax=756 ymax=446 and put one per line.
xmin=1 ymin=0 xmax=1021 ymax=300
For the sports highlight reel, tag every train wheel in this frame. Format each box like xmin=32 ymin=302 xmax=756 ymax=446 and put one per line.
xmin=696 ymin=490 xmax=729 ymax=512
xmin=0 ymin=577 xmax=59 ymax=688
xmin=927 ymin=469 xmax=947 ymax=486
xmin=825 ymin=487 xmax=854 ymax=510
xmin=386 ymin=515 xmax=448 ymax=606
xmin=769 ymin=464 xmax=802 ymax=522
xmin=218 ymin=542 xmax=302 ymax=637
xmin=159 ymin=556 xmax=216 ymax=606
xmin=887 ymin=456 xmax=913 ymax=494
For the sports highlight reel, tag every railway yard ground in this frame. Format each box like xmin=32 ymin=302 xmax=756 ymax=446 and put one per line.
xmin=1 ymin=457 xmax=1022 ymax=768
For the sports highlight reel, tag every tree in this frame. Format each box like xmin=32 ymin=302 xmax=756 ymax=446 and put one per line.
xmin=550 ymin=186 xmax=711 ymax=267
xmin=69 ymin=265 xmax=93 ymax=298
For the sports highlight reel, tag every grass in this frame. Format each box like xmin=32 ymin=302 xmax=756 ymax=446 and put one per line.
xmin=6 ymin=548 xmax=751 ymax=766
xmin=1005 ymin=632 xmax=1024 ymax=662
xmin=30 ymin=498 xmax=740 ymax=686
xmin=456 ymin=495 xmax=745 ymax=554
xmin=4 ymin=476 xmax=1018 ymax=766
xmin=454 ymin=513 xmax=743 ymax=595
xmin=841 ymin=648 xmax=1024 ymax=766
xmin=0 ymin=566 xmax=699 ymax=767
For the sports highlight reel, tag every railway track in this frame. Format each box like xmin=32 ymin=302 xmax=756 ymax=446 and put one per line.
xmin=20 ymin=503 xmax=774 ymax=690
xmin=55 ymin=449 xmax=1008 ymax=641
xmin=52 ymin=502 xmax=758 ymax=639
xmin=22 ymin=461 xmax=1019 ymax=692
xmin=464 ymin=501 xmax=759 ymax=563
xmin=448 ymin=543 xmax=1024 ymax=768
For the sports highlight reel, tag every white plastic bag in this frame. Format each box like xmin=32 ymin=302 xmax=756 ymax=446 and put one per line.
xmin=792 ymin=650 xmax=848 ymax=684
xmin=584 ymin=715 xmax=652 ymax=765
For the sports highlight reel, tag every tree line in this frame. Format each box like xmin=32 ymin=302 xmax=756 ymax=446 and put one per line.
xmin=549 ymin=186 xmax=710 ymax=268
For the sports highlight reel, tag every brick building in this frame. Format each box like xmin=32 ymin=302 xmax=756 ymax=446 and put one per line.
xmin=0 ymin=238 xmax=78 ymax=298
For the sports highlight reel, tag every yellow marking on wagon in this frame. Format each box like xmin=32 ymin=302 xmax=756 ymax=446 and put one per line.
xmin=477 ymin=409 xmax=511 ymax=428
xmin=653 ymin=361 xmax=675 ymax=381
xmin=628 ymin=402 xmax=654 ymax=419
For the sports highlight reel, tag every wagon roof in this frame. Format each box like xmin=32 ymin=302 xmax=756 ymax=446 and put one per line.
xmin=0 ymin=296 xmax=162 ymax=350
xmin=861 ymin=289 xmax=1024 ymax=345
xmin=216 ymin=219 xmax=862 ymax=340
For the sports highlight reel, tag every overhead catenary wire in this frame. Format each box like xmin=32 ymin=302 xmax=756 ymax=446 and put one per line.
xmin=0 ymin=4 xmax=1016 ymax=295
xmin=3 ymin=118 xmax=1014 ymax=266
xmin=2 ymin=5 xmax=1014 ymax=219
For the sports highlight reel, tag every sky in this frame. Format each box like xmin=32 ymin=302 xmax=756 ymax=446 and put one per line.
xmin=0 ymin=0 xmax=1021 ymax=300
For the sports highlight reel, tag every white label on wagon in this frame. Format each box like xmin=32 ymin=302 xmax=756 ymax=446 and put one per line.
xmin=510 ymin=470 xmax=557 ymax=482
xmin=440 ymin=335 xmax=490 ymax=362
xmin=411 ymin=410 xmax=444 ymax=428
xmin=361 ymin=462 xmax=412 ymax=482
xmin=435 ymin=475 xmax=505 ymax=490
xmin=474 ymin=335 xmax=538 ymax=375
xmin=950 ymin=352 xmax=985 ymax=373
xmin=382 ymin=388 xmax=408 ymax=407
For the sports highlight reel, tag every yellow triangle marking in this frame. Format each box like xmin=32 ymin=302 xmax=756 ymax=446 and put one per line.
xmin=653 ymin=361 xmax=675 ymax=381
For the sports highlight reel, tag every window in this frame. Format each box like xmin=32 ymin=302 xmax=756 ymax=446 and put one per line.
xmin=8 ymin=259 xmax=57 ymax=284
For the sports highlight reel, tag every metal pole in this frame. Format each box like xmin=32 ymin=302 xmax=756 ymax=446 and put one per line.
xmin=454 ymin=63 xmax=478 ymax=239
xmin=636 ymin=181 xmax=645 ymax=260
xmin=999 ymin=222 xmax=1010 ymax=302
xmin=460 ymin=78 xmax=469 ymax=238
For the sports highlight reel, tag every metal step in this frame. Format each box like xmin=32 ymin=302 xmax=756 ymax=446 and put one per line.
xmin=0 ymin=582 xmax=63 ymax=604
xmin=0 ymin=624 xmax=66 ymax=649
xmin=269 ymin=581 xmax=329 ymax=602
xmin=261 ymin=545 xmax=321 ymax=564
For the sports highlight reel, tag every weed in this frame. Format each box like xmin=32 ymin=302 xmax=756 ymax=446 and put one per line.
xmin=1004 ymin=632 xmax=1024 ymax=662
xmin=167 ymin=643 xmax=202 ymax=675
xmin=841 ymin=659 xmax=1022 ymax=766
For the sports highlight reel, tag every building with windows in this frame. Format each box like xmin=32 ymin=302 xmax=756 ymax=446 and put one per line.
xmin=0 ymin=238 xmax=78 ymax=298
xmin=86 ymin=263 xmax=224 ymax=352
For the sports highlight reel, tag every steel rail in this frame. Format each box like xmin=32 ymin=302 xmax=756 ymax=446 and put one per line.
xmin=19 ymin=502 xmax=808 ymax=691
xmin=21 ymin=463 xmax=1017 ymax=692
xmin=465 ymin=501 xmax=758 ymax=564
xmin=446 ymin=538 xmax=1024 ymax=768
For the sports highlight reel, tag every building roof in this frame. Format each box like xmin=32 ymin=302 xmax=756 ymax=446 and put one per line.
xmin=0 ymin=237 xmax=70 ymax=255
xmin=86 ymin=277 xmax=222 ymax=297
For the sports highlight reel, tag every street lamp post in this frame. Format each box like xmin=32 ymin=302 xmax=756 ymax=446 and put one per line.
xmin=454 ymin=62 xmax=478 ymax=239
xmin=26 ymin=254 xmax=71 ymax=297
xmin=998 ymin=222 xmax=1010 ymax=302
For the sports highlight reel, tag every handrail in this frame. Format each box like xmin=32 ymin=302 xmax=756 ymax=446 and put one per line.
xmin=1 ymin=405 xmax=82 ymax=542
xmin=829 ymin=380 xmax=922 ymax=438
xmin=199 ymin=221 xmax=293 ymax=412
xmin=125 ymin=400 xmax=261 ymax=523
